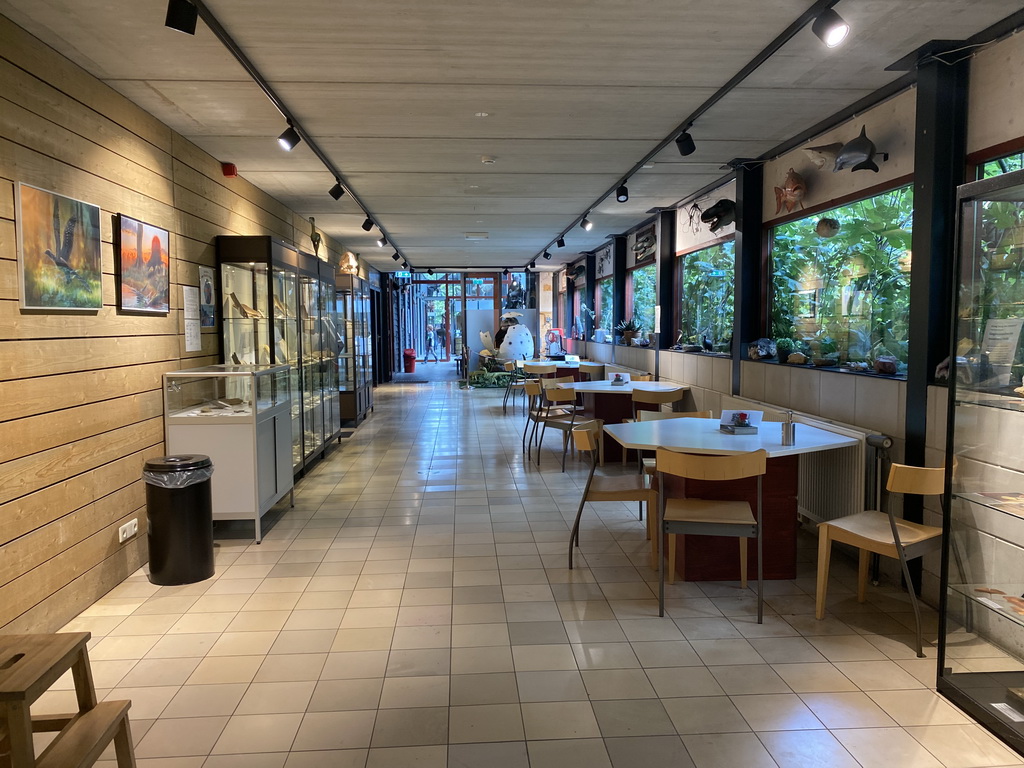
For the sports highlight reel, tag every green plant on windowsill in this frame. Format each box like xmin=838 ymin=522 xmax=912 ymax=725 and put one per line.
xmin=616 ymin=315 xmax=643 ymax=343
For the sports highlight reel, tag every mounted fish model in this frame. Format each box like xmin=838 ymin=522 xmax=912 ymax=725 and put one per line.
xmin=834 ymin=126 xmax=889 ymax=173
xmin=774 ymin=169 xmax=807 ymax=215
xmin=803 ymin=142 xmax=844 ymax=170
xmin=700 ymin=199 xmax=736 ymax=233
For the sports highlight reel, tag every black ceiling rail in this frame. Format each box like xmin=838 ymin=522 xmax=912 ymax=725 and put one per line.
xmin=188 ymin=0 xmax=410 ymax=267
xmin=531 ymin=0 xmax=842 ymax=266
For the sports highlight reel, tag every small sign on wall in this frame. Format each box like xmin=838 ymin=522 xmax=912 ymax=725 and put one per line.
xmin=182 ymin=285 xmax=201 ymax=352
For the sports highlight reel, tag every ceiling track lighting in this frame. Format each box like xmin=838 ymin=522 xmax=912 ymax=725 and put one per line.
xmin=542 ymin=251 xmax=552 ymax=260
xmin=580 ymin=216 xmax=594 ymax=232
xmin=811 ymin=8 xmax=850 ymax=48
xmin=391 ymin=253 xmax=401 ymax=261
xmin=529 ymin=260 xmax=537 ymax=269
xmin=376 ymin=236 xmax=387 ymax=248
xmin=164 ymin=0 xmax=198 ymax=34
xmin=556 ymin=237 xmax=565 ymax=248
xmin=675 ymin=130 xmax=696 ymax=157
xmin=328 ymin=181 xmax=345 ymax=200
xmin=277 ymin=122 xmax=301 ymax=151
xmin=361 ymin=218 xmax=374 ymax=232
xmin=427 ymin=268 xmax=435 ymax=276
xmin=401 ymin=260 xmax=408 ymax=268
xmin=616 ymin=184 xmax=629 ymax=203
xmin=502 ymin=268 xmax=509 ymax=276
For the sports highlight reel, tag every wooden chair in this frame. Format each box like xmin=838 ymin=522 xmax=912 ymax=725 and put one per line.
xmin=501 ymin=360 xmax=526 ymax=414
xmin=619 ymin=387 xmax=689 ymax=465
xmin=569 ymin=426 xmax=656 ymax=569
xmin=535 ymin=387 xmax=601 ymax=470
xmin=522 ymin=380 xmax=573 ymax=457
xmin=522 ymin=363 xmax=556 ymax=380
xmin=656 ymin=448 xmax=768 ymax=621
xmin=815 ymin=462 xmax=944 ymax=657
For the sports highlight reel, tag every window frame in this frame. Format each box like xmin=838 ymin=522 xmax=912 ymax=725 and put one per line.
xmin=674 ymin=234 xmax=736 ymax=352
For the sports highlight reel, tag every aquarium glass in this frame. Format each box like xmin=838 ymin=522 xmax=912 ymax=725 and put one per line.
xmin=678 ymin=240 xmax=735 ymax=352
xmin=628 ymin=263 xmax=657 ymax=335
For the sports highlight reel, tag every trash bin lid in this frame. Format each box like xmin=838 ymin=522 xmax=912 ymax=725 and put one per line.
xmin=145 ymin=455 xmax=212 ymax=472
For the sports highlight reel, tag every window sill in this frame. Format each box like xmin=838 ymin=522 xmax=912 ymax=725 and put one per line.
xmin=745 ymin=357 xmax=906 ymax=381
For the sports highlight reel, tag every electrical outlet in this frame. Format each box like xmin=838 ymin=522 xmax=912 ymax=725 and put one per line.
xmin=118 ymin=518 xmax=138 ymax=544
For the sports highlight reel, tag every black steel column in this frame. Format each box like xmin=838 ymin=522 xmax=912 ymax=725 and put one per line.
xmin=612 ymin=236 xmax=628 ymax=330
xmin=584 ymin=252 xmax=597 ymax=341
xmin=657 ymin=210 xmax=677 ymax=350
xmin=904 ymin=58 xmax=968 ymax=533
xmin=732 ymin=164 xmax=764 ymax=395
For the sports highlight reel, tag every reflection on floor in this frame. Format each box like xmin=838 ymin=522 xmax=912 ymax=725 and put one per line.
xmin=392 ymin=359 xmax=461 ymax=384
xmin=51 ymin=383 xmax=1024 ymax=768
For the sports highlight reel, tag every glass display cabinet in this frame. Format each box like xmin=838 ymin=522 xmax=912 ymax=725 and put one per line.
xmin=217 ymin=236 xmax=336 ymax=472
xmin=941 ymin=167 xmax=1024 ymax=755
xmin=163 ymin=365 xmax=293 ymax=543
xmin=337 ymin=272 xmax=374 ymax=424
xmin=320 ymin=260 xmax=341 ymax=442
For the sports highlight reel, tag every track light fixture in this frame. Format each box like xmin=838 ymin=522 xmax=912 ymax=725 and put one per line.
xmin=616 ymin=184 xmax=629 ymax=203
xmin=580 ymin=216 xmax=594 ymax=231
xmin=811 ymin=8 xmax=850 ymax=48
xmin=542 ymin=251 xmax=552 ymax=260
xmin=529 ymin=260 xmax=537 ymax=269
xmin=377 ymin=236 xmax=387 ymax=248
xmin=502 ymin=268 xmax=510 ymax=276
xmin=401 ymin=260 xmax=408 ymax=268
xmin=361 ymin=218 xmax=374 ymax=232
xmin=675 ymin=130 xmax=696 ymax=157
xmin=556 ymin=237 xmax=565 ymax=248
xmin=391 ymin=253 xmax=400 ymax=261
xmin=164 ymin=0 xmax=198 ymax=34
xmin=427 ymin=268 xmax=435 ymax=276
xmin=277 ymin=123 xmax=301 ymax=151
xmin=328 ymin=181 xmax=345 ymax=200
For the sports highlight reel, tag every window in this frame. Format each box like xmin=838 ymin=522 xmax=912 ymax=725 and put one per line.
xmin=595 ymin=277 xmax=613 ymax=334
xmin=770 ymin=185 xmax=913 ymax=367
xmin=628 ymin=263 xmax=657 ymax=335
xmin=980 ymin=151 xmax=1024 ymax=179
xmin=678 ymin=241 xmax=735 ymax=352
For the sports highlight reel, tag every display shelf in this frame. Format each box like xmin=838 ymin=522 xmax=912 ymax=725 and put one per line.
xmin=941 ymin=167 xmax=1024 ymax=757
xmin=336 ymin=272 xmax=374 ymax=425
xmin=163 ymin=365 xmax=293 ymax=543
xmin=217 ymin=236 xmax=336 ymax=472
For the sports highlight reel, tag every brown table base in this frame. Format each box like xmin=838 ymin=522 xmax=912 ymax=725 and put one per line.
xmin=582 ymin=393 xmax=660 ymax=463
xmin=662 ymin=454 xmax=799 ymax=581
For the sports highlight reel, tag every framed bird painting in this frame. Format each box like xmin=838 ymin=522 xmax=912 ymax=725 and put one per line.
xmin=16 ymin=183 xmax=102 ymax=311
xmin=116 ymin=214 xmax=170 ymax=314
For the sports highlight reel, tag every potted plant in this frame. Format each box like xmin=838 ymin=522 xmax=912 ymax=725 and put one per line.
xmin=616 ymin=316 xmax=643 ymax=344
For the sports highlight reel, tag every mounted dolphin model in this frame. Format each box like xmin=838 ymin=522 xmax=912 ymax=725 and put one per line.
xmin=834 ymin=126 xmax=889 ymax=173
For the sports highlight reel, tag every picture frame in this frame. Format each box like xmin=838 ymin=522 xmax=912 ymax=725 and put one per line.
xmin=199 ymin=266 xmax=216 ymax=327
xmin=116 ymin=214 xmax=170 ymax=314
xmin=632 ymin=223 xmax=657 ymax=264
xmin=16 ymin=183 xmax=102 ymax=311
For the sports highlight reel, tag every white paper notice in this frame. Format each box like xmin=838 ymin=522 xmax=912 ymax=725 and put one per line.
xmin=184 ymin=319 xmax=202 ymax=352
xmin=982 ymin=318 xmax=1024 ymax=386
xmin=182 ymin=285 xmax=200 ymax=320
xmin=183 ymin=286 xmax=202 ymax=352
xmin=654 ymin=305 xmax=661 ymax=334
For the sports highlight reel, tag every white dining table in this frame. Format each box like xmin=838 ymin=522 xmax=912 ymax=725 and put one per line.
xmin=603 ymin=416 xmax=857 ymax=457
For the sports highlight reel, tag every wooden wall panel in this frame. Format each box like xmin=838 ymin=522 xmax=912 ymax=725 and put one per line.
xmin=0 ymin=14 xmax=354 ymax=633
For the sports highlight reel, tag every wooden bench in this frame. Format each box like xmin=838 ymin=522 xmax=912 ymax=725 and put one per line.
xmin=0 ymin=634 xmax=135 ymax=768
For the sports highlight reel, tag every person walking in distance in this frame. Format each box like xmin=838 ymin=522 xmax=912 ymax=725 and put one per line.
xmin=424 ymin=324 xmax=439 ymax=362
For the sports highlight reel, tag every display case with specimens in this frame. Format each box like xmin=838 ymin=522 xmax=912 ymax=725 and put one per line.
xmin=941 ymin=167 xmax=1024 ymax=754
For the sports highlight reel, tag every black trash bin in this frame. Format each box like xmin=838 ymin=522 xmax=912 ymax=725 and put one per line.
xmin=144 ymin=455 xmax=215 ymax=586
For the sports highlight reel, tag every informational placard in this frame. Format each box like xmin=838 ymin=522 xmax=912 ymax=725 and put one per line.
xmin=982 ymin=317 xmax=1024 ymax=386
xmin=182 ymin=285 xmax=201 ymax=352
xmin=199 ymin=267 xmax=216 ymax=328
xmin=654 ymin=305 xmax=661 ymax=334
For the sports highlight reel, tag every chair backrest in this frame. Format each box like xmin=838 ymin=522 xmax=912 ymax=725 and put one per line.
xmin=633 ymin=374 xmax=653 ymax=381
xmin=542 ymin=375 xmax=575 ymax=389
xmin=638 ymin=410 xmax=713 ymax=422
xmin=886 ymin=463 xmax=944 ymax=496
xmin=571 ymin=426 xmax=600 ymax=453
xmin=607 ymin=372 xmax=631 ymax=382
xmin=503 ymin=361 xmax=516 ymax=373
xmin=524 ymin=380 xmax=543 ymax=398
xmin=524 ymin=363 xmax=556 ymax=375
xmin=656 ymin=448 xmax=767 ymax=482
xmin=544 ymin=387 xmax=578 ymax=404
xmin=632 ymin=387 xmax=685 ymax=406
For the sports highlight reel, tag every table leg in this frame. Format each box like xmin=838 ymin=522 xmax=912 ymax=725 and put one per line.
xmin=2 ymin=701 xmax=35 ymax=768
xmin=71 ymin=647 xmax=98 ymax=711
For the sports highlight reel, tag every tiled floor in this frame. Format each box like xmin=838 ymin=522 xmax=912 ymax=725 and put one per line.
xmin=47 ymin=383 xmax=1024 ymax=767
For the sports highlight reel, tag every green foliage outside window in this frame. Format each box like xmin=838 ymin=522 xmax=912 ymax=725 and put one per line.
xmin=597 ymin=278 xmax=613 ymax=332
xmin=770 ymin=185 xmax=913 ymax=366
xmin=679 ymin=241 xmax=735 ymax=351
xmin=982 ymin=153 xmax=1024 ymax=179
xmin=630 ymin=264 xmax=657 ymax=335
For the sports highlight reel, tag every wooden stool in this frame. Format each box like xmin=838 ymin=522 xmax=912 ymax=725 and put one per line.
xmin=0 ymin=633 xmax=135 ymax=768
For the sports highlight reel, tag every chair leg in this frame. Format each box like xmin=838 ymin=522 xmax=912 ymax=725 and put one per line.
xmin=658 ymin=481 xmax=666 ymax=617
xmin=894 ymin=546 xmax=927 ymax=659
xmin=857 ymin=548 xmax=870 ymax=603
xmin=815 ymin=525 xmax=832 ymax=620
xmin=739 ymin=538 xmax=748 ymax=589
xmin=667 ymin=533 xmax=677 ymax=585
xmin=113 ymin=715 xmax=137 ymax=768
xmin=560 ymin=431 xmax=570 ymax=472
xmin=756 ymin=525 xmax=763 ymax=625
xmin=568 ymin=495 xmax=588 ymax=570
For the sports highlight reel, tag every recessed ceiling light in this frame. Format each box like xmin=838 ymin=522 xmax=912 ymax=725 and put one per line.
xmin=475 ymin=112 xmax=489 ymax=117
xmin=642 ymin=162 xmax=655 ymax=169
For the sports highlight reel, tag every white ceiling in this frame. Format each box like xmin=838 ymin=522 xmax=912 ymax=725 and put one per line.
xmin=1 ymin=0 xmax=1021 ymax=271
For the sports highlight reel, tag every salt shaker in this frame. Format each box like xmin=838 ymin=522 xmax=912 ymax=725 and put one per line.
xmin=781 ymin=410 xmax=796 ymax=445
